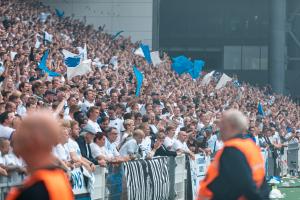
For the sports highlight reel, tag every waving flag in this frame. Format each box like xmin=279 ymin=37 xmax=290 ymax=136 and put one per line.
xmin=171 ymin=56 xmax=193 ymax=75
xmin=188 ymin=60 xmax=204 ymax=79
xmin=44 ymin=31 xmax=53 ymax=44
xmin=215 ymin=73 xmax=232 ymax=90
xmin=134 ymin=44 xmax=152 ymax=64
xmin=134 ymin=47 xmax=144 ymax=57
xmin=65 ymin=56 xmax=81 ymax=67
xmin=67 ymin=59 xmax=92 ymax=79
xmin=112 ymin=31 xmax=124 ymax=40
xmin=62 ymin=49 xmax=92 ymax=79
xmin=133 ymin=66 xmax=144 ymax=96
xmin=258 ymin=103 xmax=265 ymax=116
xmin=150 ymin=51 xmax=162 ymax=66
xmin=55 ymin=8 xmax=64 ymax=18
xmin=201 ymin=70 xmax=215 ymax=85
xmin=140 ymin=44 xmax=152 ymax=64
xmin=38 ymin=49 xmax=60 ymax=77
xmin=35 ymin=37 xmax=41 ymax=49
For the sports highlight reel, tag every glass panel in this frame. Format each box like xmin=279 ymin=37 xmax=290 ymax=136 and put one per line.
xmin=260 ymin=46 xmax=268 ymax=70
xmin=224 ymin=46 xmax=242 ymax=70
xmin=242 ymin=46 xmax=260 ymax=70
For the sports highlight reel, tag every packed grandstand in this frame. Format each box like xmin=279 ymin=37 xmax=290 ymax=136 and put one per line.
xmin=0 ymin=0 xmax=299 ymax=199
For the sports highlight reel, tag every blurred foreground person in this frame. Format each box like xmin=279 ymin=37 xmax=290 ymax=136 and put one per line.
xmin=198 ymin=110 xmax=269 ymax=200
xmin=6 ymin=110 xmax=74 ymax=200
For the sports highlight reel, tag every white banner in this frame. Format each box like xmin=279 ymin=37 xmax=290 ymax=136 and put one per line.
xmin=70 ymin=168 xmax=89 ymax=195
xmin=215 ymin=73 xmax=232 ymax=90
xmin=189 ymin=154 xmax=210 ymax=200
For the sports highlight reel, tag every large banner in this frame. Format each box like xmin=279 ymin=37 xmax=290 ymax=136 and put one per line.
xmin=123 ymin=157 xmax=170 ymax=200
xmin=71 ymin=168 xmax=88 ymax=195
xmin=189 ymin=154 xmax=210 ymax=200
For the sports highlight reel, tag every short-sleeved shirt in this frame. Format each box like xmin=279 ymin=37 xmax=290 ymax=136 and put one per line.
xmin=90 ymin=142 xmax=106 ymax=159
xmin=0 ymin=125 xmax=14 ymax=139
xmin=164 ymin=137 xmax=175 ymax=150
xmin=172 ymin=139 xmax=190 ymax=153
xmin=119 ymin=139 xmax=138 ymax=157
xmin=105 ymin=138 xmax=120 ymax=160
xmin=66 ymin=138 xmax=82 ymax=157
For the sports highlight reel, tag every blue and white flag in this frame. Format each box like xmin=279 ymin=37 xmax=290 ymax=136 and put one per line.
xmin=77 ymin=44 xmax=88 ymax=61
xmin=62 ymin=49 xmax=92 ymax=79
xmin=258 ymin=102 xmax=265 ymax=116
xmin=133 ymin=66 xmax=143 ymax=96
xmin=55 ymin=8 xmax=64 ymax=18
xmin=134 ymin=44 xmax=152 ymax=64
xmin=44 ymin=31 xmax=53 ymax=43
xmin=233 ymin=80 xmax=240 ymax=88
xmin=38 ymin=49 xmax=60 ymax=77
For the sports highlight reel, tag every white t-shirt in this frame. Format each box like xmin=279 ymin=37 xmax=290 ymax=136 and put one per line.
xmin=0 ymin=125 xmax=14 ymax=139
xmin=109 ymin=118 xmax=124 ymax=134
xmin=81 ymin=100 xmax=95 ymax=113
xmin=52 ymin=144 xmax=71 ymax=161
xmin=172 ymin=139 xmax=190 ymax=153
xmin=105 ymin=138 xmax=120 ymax=160
xmin=66 ymin=138 xmax=82 ymax=157
xmin=119 ymin=139 xmax=139 ymax=157
xmin=90 ymin=143 xmax=106 ymax=159
xmin=164 ymin=136 xmax=175 ymax=150
xmin=87 ymin=119 xmax=102 ymax=133
xmin=3 ymin=153 xmax=25 ymax=167
xmin=140 ymin=136 xmax=152 ymax=158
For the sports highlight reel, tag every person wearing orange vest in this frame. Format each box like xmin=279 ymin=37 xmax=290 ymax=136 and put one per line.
xmin=198 ymin=109 xmax=269 ymax=200
xmin=6 ymin=110 xmax=74 ymax=200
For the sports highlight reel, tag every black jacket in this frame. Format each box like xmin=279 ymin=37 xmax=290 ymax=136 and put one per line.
xmin=76 ymin=136 xmax=98 ymax=165
xmin=208 ymin=135 xmax=270 ymax=200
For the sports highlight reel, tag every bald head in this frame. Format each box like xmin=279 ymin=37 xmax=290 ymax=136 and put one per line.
xmin=13 ymin=110 xmax=60 ymax=161
xmin=219 ymin=109 xmax=249 ymax=141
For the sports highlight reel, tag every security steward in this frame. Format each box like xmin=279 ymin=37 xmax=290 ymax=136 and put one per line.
xmin=198 ymin=109 xmax=269 ymax=200
xmin=6 ymin=110 xmax=74 ymax=200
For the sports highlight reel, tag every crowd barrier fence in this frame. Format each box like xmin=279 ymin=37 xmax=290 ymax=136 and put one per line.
xmin=0 ymin=155 xmax=187 ymax=200
xmin=1 ymin=147 xmax=299 ymax=200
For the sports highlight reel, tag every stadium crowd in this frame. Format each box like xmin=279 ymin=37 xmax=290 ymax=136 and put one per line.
xmin=0 ymin=0 xmax=299 ymax=179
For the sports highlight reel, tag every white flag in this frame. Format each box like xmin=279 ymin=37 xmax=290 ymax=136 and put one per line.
xmin=44 ymin=31 xmax=53 ymax=43
xmin=150 ymin=51 xmax=162 ymax=66
xmin=109 ymin=56 xmax=118 ymax=70
xmin=10 ymin=51 xmax=17 ymax=60
xmin=62 ymin=49 xmax=78 ymax=59
xmin=201 ymin=70 xmax=215 ymax=86
xmin=35 ymin=37 xmax=41 ymax=49
xmin=67 ymin=59 xmax=92 ymax=79
xmin=77 ymin=43 xmax=88 ymax=60
xmin=134 ymin=47 xmax=144 ymax=57
xmin=215 ymin=73 xmax=232 ymax=90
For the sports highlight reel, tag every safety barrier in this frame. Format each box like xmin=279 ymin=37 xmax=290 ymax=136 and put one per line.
xmin=0 ymin=156 xmax=187 ymax=200
xmin=2 ymin=148 xmax=298 ymax=200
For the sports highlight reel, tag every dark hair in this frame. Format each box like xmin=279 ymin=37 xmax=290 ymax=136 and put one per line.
xmin=0 ymin=112 xmax=11 ymax=124
xmin=94 ymin=132 xmax=105 ymax=142
xmin=87 ymin=106 xmax=99 ymax=118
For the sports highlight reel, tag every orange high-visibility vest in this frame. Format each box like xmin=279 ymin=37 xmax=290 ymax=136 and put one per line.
xmin=197 ymin=138 xmax=265 ymax=200
xmin=6 ymin=168 xmax=74 ymax=200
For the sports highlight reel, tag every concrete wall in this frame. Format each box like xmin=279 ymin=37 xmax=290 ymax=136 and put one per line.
xmin=42 ymin=0 xmax=153 ymax=47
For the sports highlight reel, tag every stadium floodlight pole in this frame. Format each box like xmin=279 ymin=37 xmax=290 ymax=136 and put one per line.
xmin=269 ymin=0 xmax=287 ymax=95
